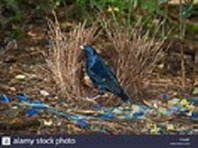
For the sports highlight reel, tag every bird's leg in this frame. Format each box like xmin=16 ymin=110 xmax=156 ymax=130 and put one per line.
xmin=92 ymin=88 xmax=106 ymax=100
xmin=92 ymin=95 xmax=101 ymax=100
xmin=85 ymin=97 xmax=98 ymax=104
xmin=85 ymin=90 xmax=104 ymax=103
xmin=85 ymin=87 xmax=106 ymax=103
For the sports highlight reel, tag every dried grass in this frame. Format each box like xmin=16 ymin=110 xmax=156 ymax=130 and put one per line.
xmin=44 ymin=13 xmax=98 ymax=103
xmin=102 ymin=18 xmax=167 ymax=100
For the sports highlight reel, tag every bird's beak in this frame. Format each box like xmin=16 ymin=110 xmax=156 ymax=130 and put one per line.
xmin=80 ymin=45 xmax=84 ymax=50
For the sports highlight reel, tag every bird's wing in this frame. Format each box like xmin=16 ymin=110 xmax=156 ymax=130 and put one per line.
xmin=90 ymin=57 xmax=118 ymax=82
xmin=87 ymin=57 xmax=127 ymax=97
xmin=88 ymin=57 xmax=123 ymax=94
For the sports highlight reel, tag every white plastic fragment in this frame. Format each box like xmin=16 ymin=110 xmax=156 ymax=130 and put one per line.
xmin=40 ymin=90 xmax=50 ymax=97
xmin=15 ymin=74 xmax=26 ymax=80
xmin=43 ymin=119 xmax=53 ymax=126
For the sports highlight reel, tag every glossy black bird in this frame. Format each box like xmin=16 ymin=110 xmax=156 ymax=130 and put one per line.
xmin=80 ymin=45 xmax=130 ymax=102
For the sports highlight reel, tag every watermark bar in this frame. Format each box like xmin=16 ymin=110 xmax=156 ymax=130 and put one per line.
xmin=0 ymin=135 xmax=197 ymax=148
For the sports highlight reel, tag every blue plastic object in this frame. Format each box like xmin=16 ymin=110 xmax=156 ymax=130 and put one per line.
xmin=77 ymin=119 xmax=88 ymax=128
xmin=0 ymin=95 xmax=11 ymax=103
xmin=191 ymin=112 xmax=198 ymax=119
xmin=104 ymin=112 xmax=114 ymax=119
xmin=29 ymin=100 xmax=48 ymax=109
xmin=189 ymin=96 xmax=198 ymax=105
xmin=94 ymin=103 xmax=103 ymax=110
xmin=17 ymin=93 xmax=29 ymax=101
xmin=26 ymin=109 xmax=38 ymax=117
xmin=161 ymin=94 xmax=169 ymax=100
xmin=133 ymin=111 xmax=144 ymax=118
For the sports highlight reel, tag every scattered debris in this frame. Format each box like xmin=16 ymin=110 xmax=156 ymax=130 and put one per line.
xmin=0 ymin=93 xmax=197 ymax=134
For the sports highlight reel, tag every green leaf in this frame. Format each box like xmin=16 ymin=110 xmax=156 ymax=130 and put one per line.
xmin=182 ymin=3 xmax=193 ymax=17
xmin=142 ymin=0 xmax=157 ymax=13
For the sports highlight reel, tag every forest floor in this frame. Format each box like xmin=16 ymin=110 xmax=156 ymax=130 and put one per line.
xmin=0 ymin=10 xmax=198 ymax=135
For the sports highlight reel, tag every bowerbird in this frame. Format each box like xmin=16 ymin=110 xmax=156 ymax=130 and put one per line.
xmin=80 ymin=45 xmax=130 ymax=103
